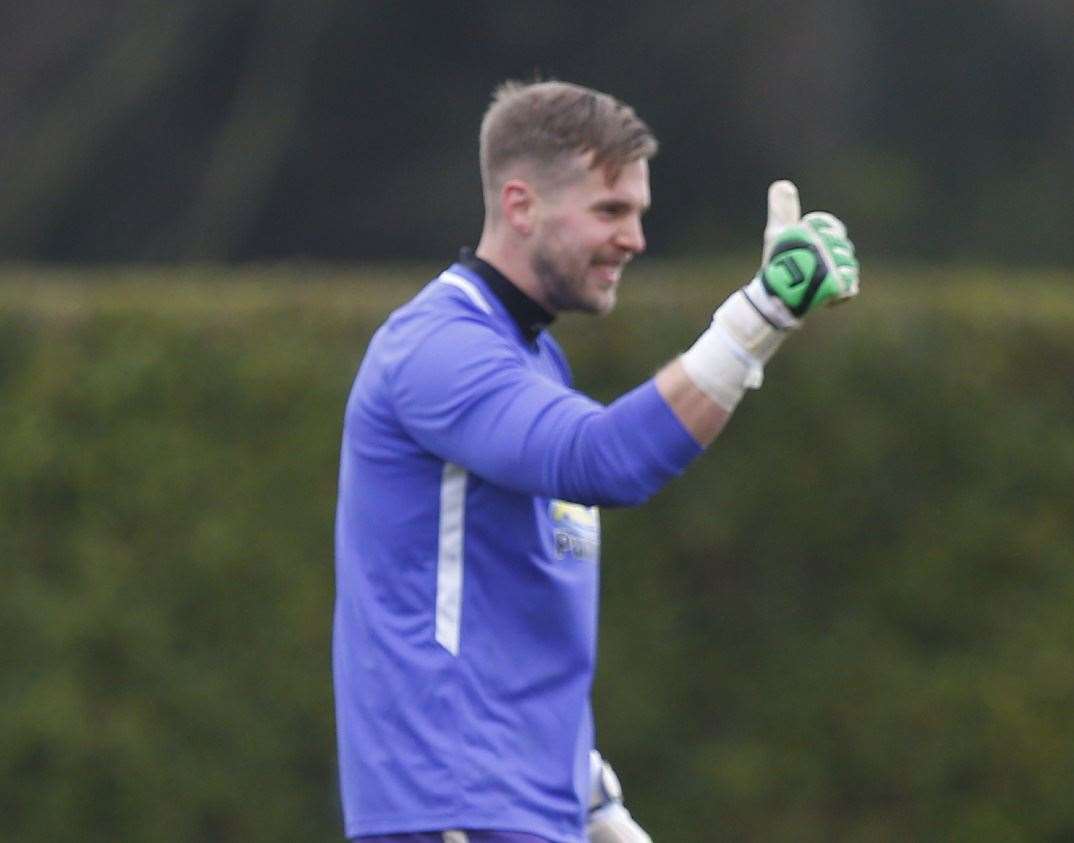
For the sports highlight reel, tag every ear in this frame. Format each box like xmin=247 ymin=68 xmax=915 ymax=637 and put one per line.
xmin=501 ymin=178 xmax=537 ymax=236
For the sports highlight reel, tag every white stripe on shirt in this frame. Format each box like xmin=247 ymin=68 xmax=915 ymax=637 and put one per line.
xmin=438 ymin=271 xmax=492 ymax=314
xmin=436 ymin=462 xmax=467 ymax=655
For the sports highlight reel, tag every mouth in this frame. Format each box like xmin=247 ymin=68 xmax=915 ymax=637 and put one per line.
xmin=591 ymin=257 xmax=629 ymax=286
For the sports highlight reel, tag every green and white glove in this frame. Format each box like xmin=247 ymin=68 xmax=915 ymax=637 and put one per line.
xmin=746 ymin=180 xmax=860 ymax=324
xmin=680 ymin=180 xmax=860 ymax=411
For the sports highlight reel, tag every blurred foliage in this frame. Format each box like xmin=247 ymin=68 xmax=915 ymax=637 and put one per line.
xmin=0 ymin=2 xmax=1072 ymax=263
xmin=2 ymin=260 xmax=1074 ymax=841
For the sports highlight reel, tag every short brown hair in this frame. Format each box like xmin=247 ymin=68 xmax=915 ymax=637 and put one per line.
xmin=479 ymin=80 xmax=658 ymax=203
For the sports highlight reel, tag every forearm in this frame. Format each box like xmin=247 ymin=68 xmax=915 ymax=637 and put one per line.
xmin=550 ymin=379 xmax=702 ymax=507
xmin=654 ymin=358 xmax=730 ymax=447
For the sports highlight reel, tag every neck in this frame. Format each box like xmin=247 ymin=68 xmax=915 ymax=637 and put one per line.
xmin=475 ymin=227 xmax=554 ymax=314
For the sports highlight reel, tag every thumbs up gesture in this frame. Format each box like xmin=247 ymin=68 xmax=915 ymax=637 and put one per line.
xmin=752 ymin=180 xmax=860 ymax=320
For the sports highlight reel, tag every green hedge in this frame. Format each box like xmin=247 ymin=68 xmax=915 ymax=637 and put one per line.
xmin=2 ymin=263 xmax=1073 ymax=842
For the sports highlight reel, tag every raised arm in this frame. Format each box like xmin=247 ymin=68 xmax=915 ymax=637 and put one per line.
xmin=666 ymin=180 xmax=860 ymax=444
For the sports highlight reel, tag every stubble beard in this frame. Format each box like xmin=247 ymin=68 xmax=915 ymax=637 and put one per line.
xmin=531 ymin=248 xmax=615 ymax=317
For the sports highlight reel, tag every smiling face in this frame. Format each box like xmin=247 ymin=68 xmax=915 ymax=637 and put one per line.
xmin=527 ymin=155 xmax=650 ymax=316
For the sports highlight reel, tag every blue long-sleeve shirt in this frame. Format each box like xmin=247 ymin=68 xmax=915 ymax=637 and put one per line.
xmin=333 ymin=257 xmax=701 ymax=842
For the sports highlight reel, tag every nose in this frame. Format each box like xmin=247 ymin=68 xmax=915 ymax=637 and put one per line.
xmin=616 ymin=215 xmax=646 ymax=255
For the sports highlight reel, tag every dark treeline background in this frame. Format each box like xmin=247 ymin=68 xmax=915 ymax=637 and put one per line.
xmin=5 ymin=4 xmax=1074 ymax=841
xmin=1 ymin=0 xmax=1072 ymax=264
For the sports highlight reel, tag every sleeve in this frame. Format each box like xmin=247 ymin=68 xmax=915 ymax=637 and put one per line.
xmin=388 ymin=312 xmax=702 ymax=507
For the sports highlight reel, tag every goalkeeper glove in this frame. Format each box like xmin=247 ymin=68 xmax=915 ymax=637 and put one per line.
xmin=751 ymin=179 xmax=859 ymax=321
xmin=587 ymin=750 xmax=652 ymax=843
xmin=680 ymin=180 xmax=859 ymax=411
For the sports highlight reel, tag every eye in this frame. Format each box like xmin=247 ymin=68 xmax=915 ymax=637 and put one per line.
xmin=593 ymin=201 xmax=649 ymax=220
xmin=595 ymin=203 xmax=626 ymax=218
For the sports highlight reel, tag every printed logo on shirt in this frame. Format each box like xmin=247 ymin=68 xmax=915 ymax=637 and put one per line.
xmin=549 ymin=500 xmax=600 ymax=562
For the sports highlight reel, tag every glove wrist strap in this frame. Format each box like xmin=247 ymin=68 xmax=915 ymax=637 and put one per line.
xmin=679 ymin=285 xmax=795 ymax=411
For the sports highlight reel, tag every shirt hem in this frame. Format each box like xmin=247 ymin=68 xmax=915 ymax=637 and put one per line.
xmin=345 ymin=809 xmax=583 ymax=843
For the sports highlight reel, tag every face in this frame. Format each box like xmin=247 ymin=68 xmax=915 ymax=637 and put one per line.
xmin=528 ymin=156 xmax=650 ymax=315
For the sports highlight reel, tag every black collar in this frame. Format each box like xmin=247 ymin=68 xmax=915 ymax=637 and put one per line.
xmin=457 ymin=247 xmax=554 ymax=344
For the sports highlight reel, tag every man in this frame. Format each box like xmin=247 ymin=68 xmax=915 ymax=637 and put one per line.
xmin=333 ymin=80 xmax=859 ymax=843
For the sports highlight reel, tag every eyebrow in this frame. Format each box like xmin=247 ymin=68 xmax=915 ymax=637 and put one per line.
xmin=593 ymin=199 xmax=650 ymax=214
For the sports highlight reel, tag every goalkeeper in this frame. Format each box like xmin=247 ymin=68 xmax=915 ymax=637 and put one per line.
xmin=333 ymin=79 xmax=859 ymax=843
